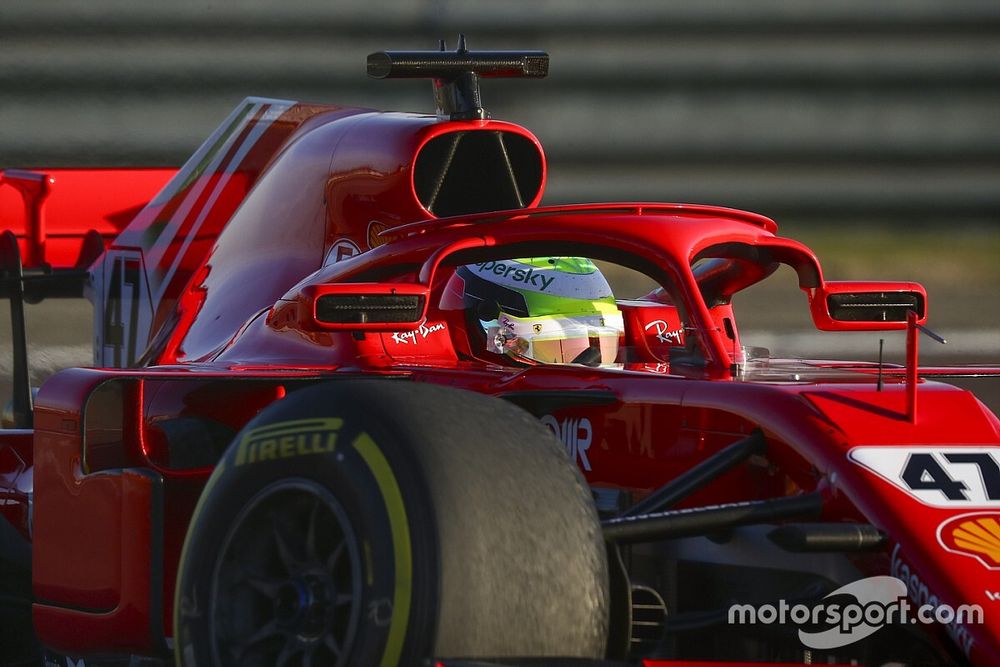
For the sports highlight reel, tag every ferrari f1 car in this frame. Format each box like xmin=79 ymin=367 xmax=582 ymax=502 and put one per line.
xmin=2 ymin=42 xmax=999 ymax=667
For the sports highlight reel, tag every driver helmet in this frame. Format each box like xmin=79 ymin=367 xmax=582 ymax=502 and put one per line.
xmin=449 ymin=257 xmax=624 ymax=365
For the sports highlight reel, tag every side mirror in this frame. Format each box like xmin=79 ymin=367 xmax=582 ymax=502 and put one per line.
xmin=270 ymin=283 xmax=430 ymax=332
xmin=809 ymin=281 xmax=927 ymax=331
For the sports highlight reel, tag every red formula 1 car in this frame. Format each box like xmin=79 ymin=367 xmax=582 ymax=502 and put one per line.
xmin=2 ymin=43 xmax=999 ymax=667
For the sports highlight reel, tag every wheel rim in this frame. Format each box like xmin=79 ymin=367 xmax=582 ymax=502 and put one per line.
xmin=209 ymin=479 xmax=363 ymax=667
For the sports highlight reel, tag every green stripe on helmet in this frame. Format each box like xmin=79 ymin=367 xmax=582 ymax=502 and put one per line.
xmin=521 ymin=291 xmax=618 ymax=318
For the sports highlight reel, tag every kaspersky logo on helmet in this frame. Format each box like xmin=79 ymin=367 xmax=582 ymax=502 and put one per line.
xmin=473 ymin=260 xmax=557 ymax=291
xmin=470 ymin=258 xmax=613 ymax=301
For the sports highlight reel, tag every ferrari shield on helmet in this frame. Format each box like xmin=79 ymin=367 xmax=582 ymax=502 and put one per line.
xmin=452 ymin=257 xmax=624 ymax=365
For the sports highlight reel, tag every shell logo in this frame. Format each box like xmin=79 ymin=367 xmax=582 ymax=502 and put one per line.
xmin=938 ymin=512 xmax=1000 ymax=569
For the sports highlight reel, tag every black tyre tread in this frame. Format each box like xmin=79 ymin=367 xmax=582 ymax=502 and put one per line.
xmin=343 ymin=380 xmax=608 ymax=657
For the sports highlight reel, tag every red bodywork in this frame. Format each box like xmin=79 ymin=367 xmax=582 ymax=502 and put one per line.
xmin=2 ymin=95 xmax=999 ymax=665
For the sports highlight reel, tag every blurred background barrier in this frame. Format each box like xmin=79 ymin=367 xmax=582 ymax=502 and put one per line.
xmin=3 ymin=0 xmax=1000 ymax=223
xmin=1 ymin=0 xmax=997 ymax=400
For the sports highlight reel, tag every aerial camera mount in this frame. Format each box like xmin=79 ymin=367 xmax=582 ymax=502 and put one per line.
xmin=367 ymin=35 xmax=549 ymax=120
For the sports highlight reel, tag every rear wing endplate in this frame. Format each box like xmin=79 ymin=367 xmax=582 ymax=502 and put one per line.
xmin=1 ymin=166 xmax=175 ymax=426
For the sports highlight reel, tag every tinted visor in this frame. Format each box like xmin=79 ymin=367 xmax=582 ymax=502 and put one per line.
xmin=530 ymin=331 xmax=620 ymax=365
xmin=485 ymin=312 xmax=624 ymax=366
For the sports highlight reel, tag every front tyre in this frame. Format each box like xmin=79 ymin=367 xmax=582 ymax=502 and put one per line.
xmin=173 ymin=380 xmax=608 ymax=666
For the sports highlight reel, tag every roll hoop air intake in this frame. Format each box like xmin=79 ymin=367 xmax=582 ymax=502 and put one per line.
xmin=367 ymin=35 xmax=549 ymax=120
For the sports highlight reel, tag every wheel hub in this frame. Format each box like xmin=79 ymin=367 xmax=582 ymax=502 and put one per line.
xmin=274 ymin=573 xmax=336 ymax=639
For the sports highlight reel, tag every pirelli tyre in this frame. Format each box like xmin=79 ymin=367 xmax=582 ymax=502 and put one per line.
xmin=173 ymin=379 xmax=609 ymax=666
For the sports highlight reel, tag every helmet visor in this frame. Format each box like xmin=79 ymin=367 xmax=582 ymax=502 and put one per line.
xmin=485 ymin=312 xmax=624 ymax=365
xmin=530 ymin=330 xmax=620 ymax=365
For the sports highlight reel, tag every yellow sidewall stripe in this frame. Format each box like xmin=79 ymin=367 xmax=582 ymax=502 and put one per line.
xmin=353 ymin=432 xmax=413 ymax=667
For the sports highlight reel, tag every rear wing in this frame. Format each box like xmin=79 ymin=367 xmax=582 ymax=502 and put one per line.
xmin=1 ymin=167 xmax=175 ymax=299
xmin=1 ymin=167 xmax=175 ymax=428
